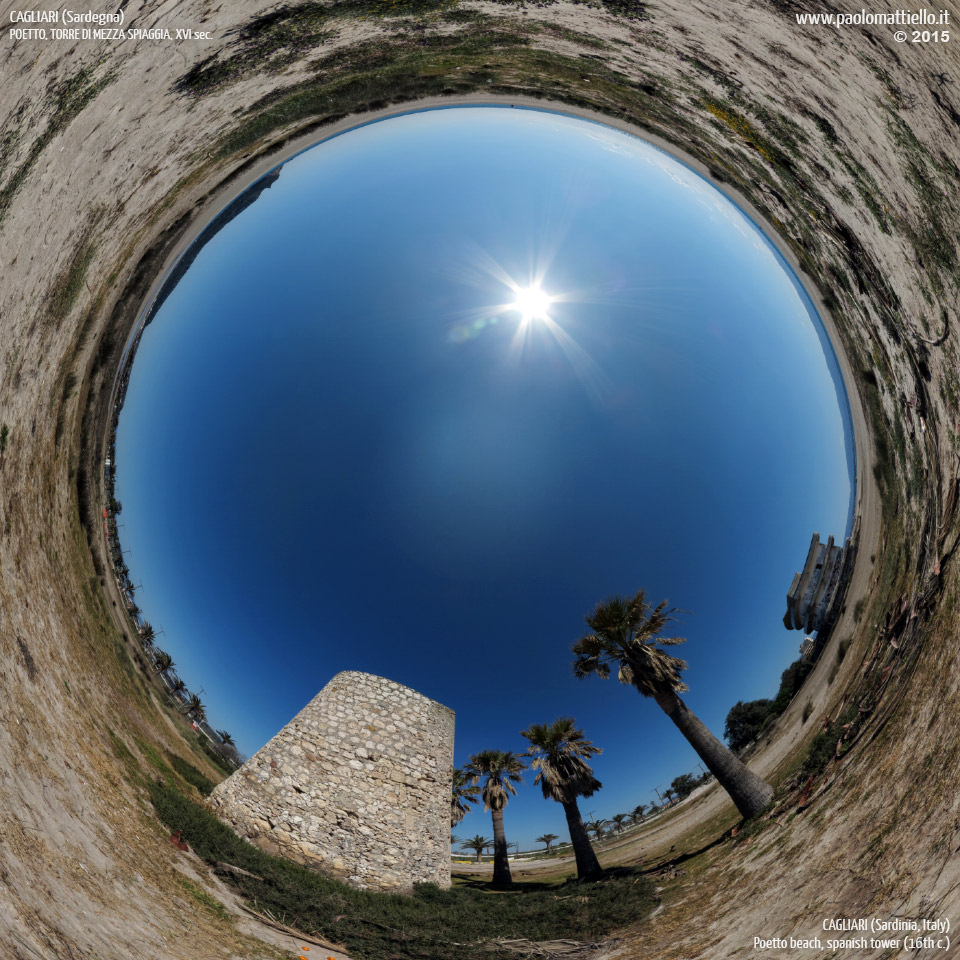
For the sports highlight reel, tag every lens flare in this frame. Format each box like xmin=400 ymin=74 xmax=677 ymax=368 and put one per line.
xmin=511 ymin=285 xmax=554 ymax=322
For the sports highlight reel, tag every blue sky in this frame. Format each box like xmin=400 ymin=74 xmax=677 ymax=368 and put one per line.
xmin=115 ymin=106 xmax=853 ymax=851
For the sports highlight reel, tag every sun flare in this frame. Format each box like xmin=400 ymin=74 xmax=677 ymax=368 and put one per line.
xmin=511 ymin=284 xmax=554 ymax=322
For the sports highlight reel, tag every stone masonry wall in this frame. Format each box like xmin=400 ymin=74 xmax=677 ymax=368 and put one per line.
xmin=208 ymin=671 xmax=455 ymax=892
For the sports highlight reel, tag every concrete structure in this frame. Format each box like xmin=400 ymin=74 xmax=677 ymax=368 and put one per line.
xmin=209 ymin=671 xmax=455 ymax=892
xmin=783 ymin=532 xmax=852 ymax=633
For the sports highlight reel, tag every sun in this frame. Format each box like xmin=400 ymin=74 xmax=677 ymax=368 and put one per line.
xmin=511 ymin=284 xmax=554 ymax=322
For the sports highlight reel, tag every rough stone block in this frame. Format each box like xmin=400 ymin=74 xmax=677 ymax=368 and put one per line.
xmin=208 ymin=671 xmax=454 ymax=893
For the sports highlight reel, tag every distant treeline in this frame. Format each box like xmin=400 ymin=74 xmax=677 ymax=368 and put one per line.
xmin=724 ymin=658 xmax=815 ymax=752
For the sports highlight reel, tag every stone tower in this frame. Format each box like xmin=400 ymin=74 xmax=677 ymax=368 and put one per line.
xmin=208 ymin=671 xmax=455 ymax=892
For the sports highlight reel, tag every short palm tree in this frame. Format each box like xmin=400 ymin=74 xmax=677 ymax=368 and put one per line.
xmin=217 ymin=730 xmax=234 ymax=747
xmin=572 ymin=590 xmax=774 ymax=819
xmin=169 ymin=677 xmax=186 ymax=696
xmin=611 ymin=813 xmax=628 ymax=834
xmin=631 ymin=804 xmax=647 ymax=824
xmin=450 ymin=767 xmax=480 ymax=827
xmin=584 ymin=818 xmax=608 ymax=842
xmin=521 ymin=717 xmax=604 ymax=879
xmin=460 ymin=835 xmax=492 ymax=863
xmin=535 ymin=833 xmax=559 ymax=854
xmin=463 ymin=750 xmax=525 ymax=886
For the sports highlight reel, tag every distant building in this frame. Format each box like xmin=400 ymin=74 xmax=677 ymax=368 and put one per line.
xmin=799 ymin=636 xmax=815 ymax=658
xmin=783 ymin=532 xmax=851 ymax=633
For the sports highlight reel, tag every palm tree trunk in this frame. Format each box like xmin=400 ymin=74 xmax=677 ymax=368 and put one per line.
xmin=561 ymin=798 xmax=602 ymax=879
xmin=490 ymin=808 xmax=512 ymax=886
xmin=653 ymin=689 xmax=774 ymax=819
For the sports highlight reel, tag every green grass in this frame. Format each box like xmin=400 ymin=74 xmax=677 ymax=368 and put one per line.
xmin=134 ymin=735 xmax=177 ymax=786
xmin=149 ymin=781 xmax=653 ymax=960
xmin=167 ymin=752 xmax=217 ymax=796
xmin=178 ymin=876 xmax=233 ymax=923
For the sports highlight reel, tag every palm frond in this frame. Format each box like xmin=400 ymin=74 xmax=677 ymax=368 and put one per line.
xmin=573 ymin=589 xmax=689 ymax=697
xmin=521 ymin=717 xmax=603 ymax=803
xmin=463 ymin=750 xmax=525 ymax=813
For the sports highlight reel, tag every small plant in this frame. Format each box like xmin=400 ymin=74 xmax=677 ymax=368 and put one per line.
xmin=167 ymin=752 xmax=217 ymax=796
xmin=178 ymin=877 xmax=232 ymax=923
xmin=0 ymin=423 xmax=8 ymax=453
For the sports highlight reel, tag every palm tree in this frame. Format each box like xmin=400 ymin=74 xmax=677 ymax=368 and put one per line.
xmin=463 ymin=750 xmax=524 ymax=886
xmin=535 ymin=833 xmax=559 ymax=854
xmin=572 ymin=590 xmax=775 ymax=819
xmin=169 ymin=677 xmax=186 ymax=696
xmin=611 ymin=813 xmax=628 ymax=834
xmin=631 ymin=804 xmax=647 ymax=824
xmin=520 ymin=717 xmax=604 ymax=879
xmin=154 ymin=650 xmax=174 ymax=675
xmin=584 ymin=818 xmax=608 ymax=842
xmin=217 ymin=730 xmax=234 ymax=747
xmin=460 ymin=835 xmax=492 ymax=864
xmin=139 ymin=622 xmax=156 ymax=650
xmin=184 ymin=693 xmax=205 ymax=723
xmin=450 ymin=767 xmax=480 ymax=827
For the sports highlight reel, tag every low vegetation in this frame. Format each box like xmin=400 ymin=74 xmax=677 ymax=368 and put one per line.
xmin=167 ymin=752 xmax=216 ymax=796
xmin=149 ymin=781 xmax=654 ymax=960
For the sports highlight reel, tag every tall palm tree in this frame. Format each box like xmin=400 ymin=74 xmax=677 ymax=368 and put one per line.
xmin=184 ymin=693 xmax=205 ymax=722
xmin=463 ymin=750 xmax=524 ymax=886
xmin=572 ymin=590 xmax=775 ymax=819
xmin=520 ymin=717 xmax=604 ymax=880
xmin=611 ymin=813 xmax=628 ymax=834
xmin=535 ymin=833 xmax=559 ymax=854
xmin=450 ymin=767 xmax=480 ymax=827
xmin=139 ymin=622 xmax=156 ymax=650
xmin=460 ymin=835 xmax=492 ymax=864
xmin=154 ymin=650 xmax=174 ymax=675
